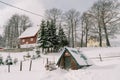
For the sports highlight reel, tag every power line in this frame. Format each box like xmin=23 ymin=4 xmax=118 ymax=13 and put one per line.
xmin=0 ymin=0 xmax=44 ymax=17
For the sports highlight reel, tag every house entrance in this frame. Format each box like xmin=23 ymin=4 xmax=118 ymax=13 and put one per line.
xmin=65 ymin=56 xmax=71 ymax=69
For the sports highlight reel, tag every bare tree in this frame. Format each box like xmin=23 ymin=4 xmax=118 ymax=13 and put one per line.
xmin=19 ymin=15 xmax=32 ymax=34
xmin=4 ymin=14 xmax=32 ymax=48
xmin=80 ymin=12 xmax=94 ymax=47
xmin=64 ymin=9 xmax=80 ymax=47
xmin=0 ymin=34 xmax=5 ymax=47
xmin=45 ymin=8 xmax=62 ymax=27
xmin=88 ymin=2 xmax=103 ymax=47
xmin=89 ymin=0 xmax=120 ymax=47
xmin=80 ymin=17 xmax=85 ymax=47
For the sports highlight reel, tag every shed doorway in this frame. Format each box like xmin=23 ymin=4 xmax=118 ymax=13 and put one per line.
xmin=65 ymin=56 xmax=71 ymax=69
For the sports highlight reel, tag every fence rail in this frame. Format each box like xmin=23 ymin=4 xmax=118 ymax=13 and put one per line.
xmin=90 ymin=55 xmax=120 ymax=61
xmin=0 ymin=48 xmax=33 ymax=52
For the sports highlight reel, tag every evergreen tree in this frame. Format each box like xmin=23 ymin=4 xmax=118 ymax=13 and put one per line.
xmin=37 ymin=20 xmax=53 ymax=52
xmin=48 ymin=20 xmax=59 ymax=52
xmin=37 ymin=20 xmax=68 ymax=53
xmin=37 ymin=20 xmax=47 ymax=52
xmin=58 ymin=26 xmax=69 ymax=48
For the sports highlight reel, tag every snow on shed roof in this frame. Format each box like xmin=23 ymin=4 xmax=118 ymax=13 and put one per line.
xmin=58 ymin=47 xmax=93 ymax=66
xmin=19 ymin=27 xmax=40 ymax=38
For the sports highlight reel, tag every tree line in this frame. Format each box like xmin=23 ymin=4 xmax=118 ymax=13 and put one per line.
xmin=1 ymin=0 xmax=120 ymax=49
xmin=3 ymin=14 xmax=32 ymax=48
xmin=80 ymin=0 xmax=120 ymax=47
xmin=40 ymin=0 xmax=120 ymax=49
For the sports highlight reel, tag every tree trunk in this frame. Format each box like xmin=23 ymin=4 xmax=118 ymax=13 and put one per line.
xmin=97 ymin=8 xmax=103 ymax=47
xmin=85 ymin=24 xmax=88 ymax=47
xmin=80 ymin=22 xmax=84 ymax=47
xmin=98 ymin=22 xmax=102 ymax=47
xmin=103 ymin=23 xmax=111 ymax=46
xmin=42 ymin=48 xmax=44 ymax=53
xmin=101 ymin=12 xmax=111 ymax=47
xmin=71 ymin=19 xmax=74 ymax=48
xmin=74 ymin=21 xmax=77 ymax=47
xmin=68 ymin=25 xmax=71 ymax=47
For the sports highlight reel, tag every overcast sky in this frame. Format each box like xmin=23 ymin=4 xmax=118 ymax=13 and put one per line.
xmin=0 ymin=0 xmax=98 ymax=35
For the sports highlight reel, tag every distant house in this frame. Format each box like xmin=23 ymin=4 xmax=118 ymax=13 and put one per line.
xmin=18 ymin=27 xmax=40 ymax=48
xmin=87 ymin=36 xmax=106 ymax=47
xmin=0 ymin=47 xmax=4 ymax=50
xmin=87 ymin=36 xmax=99 ymax=47
xmin=57 ymin=47 xmax=93 ymax=70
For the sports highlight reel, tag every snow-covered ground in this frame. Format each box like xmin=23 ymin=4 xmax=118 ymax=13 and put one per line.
xmin=0 ymin=47 xmax=120 ymax=80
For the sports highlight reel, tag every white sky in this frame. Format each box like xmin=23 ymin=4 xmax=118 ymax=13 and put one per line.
xmin=0 ymin=0 xmax=100 ymax=35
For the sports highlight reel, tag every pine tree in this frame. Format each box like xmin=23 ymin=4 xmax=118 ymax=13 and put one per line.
xmin=37 ymin=20 xmax=47 ymax=52
xmin=48 ymin=20 xmax=59 ymax=52
xmin=37 ymin=20 xmax=53 ymax=53
xmin=37 ymin=20 xmax=68 ymax=52
xmin=58 ymin=26 xmax=69 ymax=48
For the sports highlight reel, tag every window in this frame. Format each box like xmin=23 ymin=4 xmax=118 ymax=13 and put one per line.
xmin=65 ymin=52 xmax=70 ymax=56
xmin=22 ymin=39 xmax=25 ymax=42
xmin=30 ymin=38 xmax=34 ymax=41
xmin=26 ymin=42 xmax=28 ymax=44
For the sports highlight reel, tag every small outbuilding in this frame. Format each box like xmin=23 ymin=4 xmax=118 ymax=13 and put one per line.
xmin=57 ymin=47 xmax=93 ymax=70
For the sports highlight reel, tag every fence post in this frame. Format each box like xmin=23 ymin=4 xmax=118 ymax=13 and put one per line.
xmin=45 ymin=58 xmax=49 ymax=70
xmin=29 ymin=60 xmax=32 ymax=71
xmin=46 ymin=58 xmax=48 ymax=64
xmin=8 ymin=65 xmax=10 ymax=73
xmin=99 ymin=54 xmax=102 ymax=61
xmin=43 ymin=58 xmax=44 ymax=65
xmin=20 ymin=61 xmax=22 ymax=71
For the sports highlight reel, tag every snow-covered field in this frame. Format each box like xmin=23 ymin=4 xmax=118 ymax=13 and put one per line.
xmin=0 ymin=47 xmax=120 ymax=80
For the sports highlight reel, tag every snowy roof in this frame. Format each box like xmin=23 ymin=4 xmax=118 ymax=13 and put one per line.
xmin=58 ymin=47 xmax=93 ymax=66
xmin=19 ymin=27 xmax=40 ymax=38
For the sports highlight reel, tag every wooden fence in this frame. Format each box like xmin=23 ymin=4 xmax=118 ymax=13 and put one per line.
xmin=90 ymin=54 xmax=120 ymax=61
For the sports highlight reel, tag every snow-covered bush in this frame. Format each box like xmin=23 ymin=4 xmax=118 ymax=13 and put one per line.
xmin=5 ymin=55 xmax=13 ymax=65
xmin=0 ymin=55 xmax=4 ymax=65
xmin=45 ymin=61 xmax=56 ymax=71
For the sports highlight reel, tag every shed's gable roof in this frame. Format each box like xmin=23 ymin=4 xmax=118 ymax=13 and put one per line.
xmin=19 ymin=27 xmax=40 ymax=38
xmin=57 ymin=47 xmax=93 ymax=66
